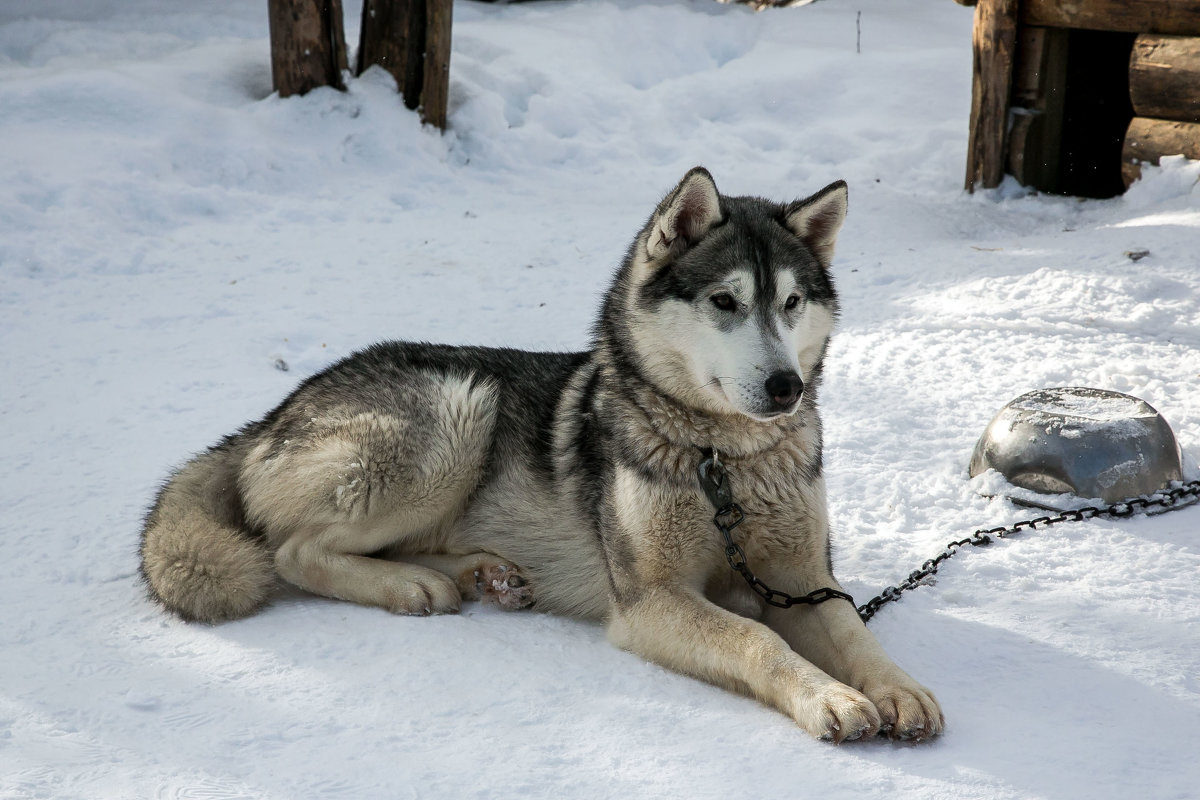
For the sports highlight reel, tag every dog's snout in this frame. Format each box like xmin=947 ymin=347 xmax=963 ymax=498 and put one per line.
xmin=764 ymin=371 xmax=804 ymax=410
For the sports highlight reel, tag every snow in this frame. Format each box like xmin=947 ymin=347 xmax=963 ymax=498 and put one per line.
xmin=2 ymin=0 xmax=1199 ymax=797
xmin=1007 ymin=387 xmax=1159 ymax=423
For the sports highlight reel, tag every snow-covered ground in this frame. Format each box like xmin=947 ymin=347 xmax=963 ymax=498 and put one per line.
xmin=3 ymin=0 xmax=1199 ymax=797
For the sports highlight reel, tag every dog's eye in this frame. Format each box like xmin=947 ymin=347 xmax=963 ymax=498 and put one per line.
xmin=710 ymin=293 xmax=737 ymax=312
xmin=784 ymin=295 xmax=801 ymax=311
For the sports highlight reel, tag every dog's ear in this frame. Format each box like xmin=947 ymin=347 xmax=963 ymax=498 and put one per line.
xmin=646 ymin=167 xmax=723 ymax=261
xmin=784 ymin=180 xmax=848 ymax=266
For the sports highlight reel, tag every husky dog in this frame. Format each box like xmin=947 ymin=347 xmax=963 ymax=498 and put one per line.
xmin=141 ymin=168 xmax=943 ymax=742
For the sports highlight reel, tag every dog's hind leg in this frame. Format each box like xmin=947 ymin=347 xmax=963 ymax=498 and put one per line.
xmin=274 ymin=530 xmax=464 ymax=615
xmin=244 ymin=374 xmax=499 ymax=615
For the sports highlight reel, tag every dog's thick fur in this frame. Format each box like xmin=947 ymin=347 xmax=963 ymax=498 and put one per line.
xmin=141 ymin=168 xmax=943 ymax=741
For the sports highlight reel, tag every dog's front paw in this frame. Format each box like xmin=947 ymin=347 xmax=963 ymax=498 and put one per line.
xmin=862 ymin=680 xmax=944 ymax=741
xmin=472 ymin=562 xmax=533 ymax=611
xmin=794 ymin=683 xmax=882 ymax=743
xmin=384 ymin=571 xmax=462 ymax=616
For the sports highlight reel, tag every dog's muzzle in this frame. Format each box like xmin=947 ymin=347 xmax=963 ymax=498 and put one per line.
xmin=765 ymin=371 xmax=804 ymax=412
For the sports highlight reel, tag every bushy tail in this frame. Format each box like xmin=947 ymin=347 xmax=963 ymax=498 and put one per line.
xmin=139 ymin=440 xmax=275 ymax=623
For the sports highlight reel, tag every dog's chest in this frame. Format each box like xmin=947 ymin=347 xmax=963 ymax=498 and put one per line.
xmin=712 ymin=455 xmax=827 ymax=559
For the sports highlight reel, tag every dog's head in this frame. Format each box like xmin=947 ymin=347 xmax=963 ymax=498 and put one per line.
xmin=606 ymin=167 xmax=845 ymax=422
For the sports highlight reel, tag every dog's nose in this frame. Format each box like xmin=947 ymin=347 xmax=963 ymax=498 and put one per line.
xmin=764 ymin=371 xmax=804 ymax=410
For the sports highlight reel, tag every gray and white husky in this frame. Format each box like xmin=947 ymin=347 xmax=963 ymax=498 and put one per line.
xmin=141 ymin=168 xmax=943 ymax=742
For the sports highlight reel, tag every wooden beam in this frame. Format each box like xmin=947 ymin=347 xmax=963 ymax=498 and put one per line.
xmin=268 ymin=0 xmax=347 ymax=98
xmin=358 ymin=0 xmax=426 ymax=110
xmin=420 ymin=0 xmax=453 ymax=129
xmin=1122 ymin=116 xmax=1200 ymax=185
xmin=965 ymin=0 xmax=1021 ymax=192
xmin=357 ymin=0 xmax=451 ymax=130
xmin=1022 ymin=0 xmax=1200 ymax=36
xmin=1130 ymin=34 xmax=1200 ymax=122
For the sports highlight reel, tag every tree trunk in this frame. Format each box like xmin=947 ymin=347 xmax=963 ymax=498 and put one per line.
xmin=268 ymin=0 xmax=348 ymax=98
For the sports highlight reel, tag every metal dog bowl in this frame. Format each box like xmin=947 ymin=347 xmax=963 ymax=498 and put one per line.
xmin=969 ymin=387 xmax=1183 ymax=504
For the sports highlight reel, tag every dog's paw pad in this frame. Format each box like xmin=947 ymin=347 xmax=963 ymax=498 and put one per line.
xmin=473 ymin=563 xmax=533 ymax=610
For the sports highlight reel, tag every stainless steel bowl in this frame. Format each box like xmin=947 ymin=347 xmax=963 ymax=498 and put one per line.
xmin=969 ymin=387 xmax=1183 ymax=504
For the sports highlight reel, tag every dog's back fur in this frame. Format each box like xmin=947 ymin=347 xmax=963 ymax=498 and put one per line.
xmin=140 ymin=168 xmax=944 ymax=742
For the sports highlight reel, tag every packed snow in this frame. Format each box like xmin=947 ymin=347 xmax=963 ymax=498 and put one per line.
xmin=2 ymin=0 xmax=1199 ymax=797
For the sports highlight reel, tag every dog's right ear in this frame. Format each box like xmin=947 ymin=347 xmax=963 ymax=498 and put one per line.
xmin=784 ymin=180 xmax=848 ymax=267
xmin=646 ymin=167 xmax=723 ymax=261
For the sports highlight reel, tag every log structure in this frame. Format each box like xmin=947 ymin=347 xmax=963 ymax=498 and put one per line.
xmin=965 ymin=0 xmax=1200 ymax=195
xmin=1130 ymin=35 xmax=1200 ymax=121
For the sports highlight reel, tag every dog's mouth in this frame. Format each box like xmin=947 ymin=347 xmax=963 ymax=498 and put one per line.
xmin=744 ymin=407 xmax=795 ymax=423
xmin=707 ymin=377 xmax=802 ymax=422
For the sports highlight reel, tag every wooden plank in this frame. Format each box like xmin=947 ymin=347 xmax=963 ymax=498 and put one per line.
xmin=419 ymin=0 xmax=453 ymax=130
xmin=329 ymin=0 xmax=348 ymax=76
xmin=1006 ymin=26 xmax=1070 ymax=190
xmin=357 ymin=0 xmax=426 ymax=110
xmin=268 ymin=0 xmax=347 ymax=97
xmin=1121 ymin=115 xmax=1200 ymax=185
xmin=1022 ymin=0 xmax=1200 ymax=36
xmin=1130 ymin=34 xmax=1200 ymax=121
xmin=965 ymin=0 xmax=1021 ymax=192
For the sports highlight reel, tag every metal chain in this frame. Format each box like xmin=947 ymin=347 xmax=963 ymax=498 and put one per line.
xmin=855 ymin=479 xmax=1200 ymax=623
xmin=713 ymin=503 xmax=855 ymax=609
xmin=698 ymin=451 xmax=856 ymax=611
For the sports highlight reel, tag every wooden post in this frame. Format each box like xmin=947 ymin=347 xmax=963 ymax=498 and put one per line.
xmin=1129 ymin=34 xmax=1200 ymax=121
xmin=965 ymin=0 xmax=1021 ymax=192
xmin=358 ymin=0 xmax=425 ymax=110
xmin=268 ymin=0 xmax=348 ymax=97
xmin=357 ymin=0 xmax=452 ymax=129
xmin=420 ymin=0 xmax=453 ymax=129
xmin=1122 ymin=117 xmax=1200 ymax=185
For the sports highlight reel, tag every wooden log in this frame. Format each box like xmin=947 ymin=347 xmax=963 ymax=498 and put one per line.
xmin=1129 ymin=34 xmax=1200 ymax=122
xmin=419 ymin=0 xmax=453 ymax=129
xmin=965 ymin=0 xmax=1021 ymax=192
xmin=1121 ymin=116 xmax=1200 ymax=185
xmin=268 ymin=0 xmax=348 ymax=98
xmin=358 ymin=0 xmax=426 ymax=110
xmin=1022 ymin=0 xmax=1200 ymax=36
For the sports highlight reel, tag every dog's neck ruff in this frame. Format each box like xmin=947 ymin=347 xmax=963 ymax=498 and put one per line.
xmin=604 ymin=361 xmax=820 ymax=488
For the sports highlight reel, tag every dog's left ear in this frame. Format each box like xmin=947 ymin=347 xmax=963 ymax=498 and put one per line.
xmin=785 ymin=180 xmax=848 ymax=266
xmin=646 ymin=167 xmax=723 ymax=261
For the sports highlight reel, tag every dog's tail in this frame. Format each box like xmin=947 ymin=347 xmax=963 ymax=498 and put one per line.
xmin=139 ymin=436 xmax=275 ymax=623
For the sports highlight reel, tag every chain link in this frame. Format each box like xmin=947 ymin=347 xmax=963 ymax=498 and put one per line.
xmin=855 ymin=480 xmax=1200 ymax=623
xmin=699 ymin=447 xmax=1200 ymax=625
xmin=699 ymin=452 xmax=856 ymax=611
xmin=713 ymin=504 xmax=856 ymax=609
